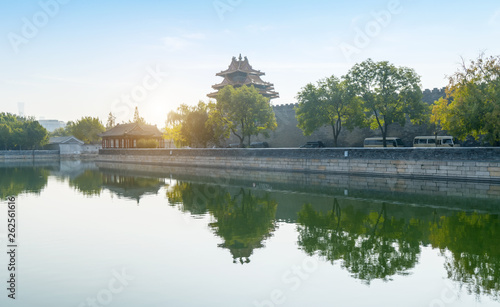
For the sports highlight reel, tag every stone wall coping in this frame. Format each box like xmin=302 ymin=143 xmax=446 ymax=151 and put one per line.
xmin=0 ymin=150 xmax=60 ymax=155
xmin=99 ymin=147 xmax=500 ymax=161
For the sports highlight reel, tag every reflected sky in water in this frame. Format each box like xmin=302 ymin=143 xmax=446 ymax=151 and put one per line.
xmin=0 ymin=161 xmax=499 ymax=307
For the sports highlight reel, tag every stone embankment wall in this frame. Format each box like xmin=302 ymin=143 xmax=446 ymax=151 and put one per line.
xmin=96 ymin=161 xmax=500 ymax=204
xmin=0 ymin=150 xmax=59 ymax=162
xmin=98 ymin=148 xmax=500 ymax=181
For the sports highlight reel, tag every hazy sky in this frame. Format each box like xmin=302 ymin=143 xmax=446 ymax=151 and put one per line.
xmin=1 ymin=0 xmax=500 ymax=127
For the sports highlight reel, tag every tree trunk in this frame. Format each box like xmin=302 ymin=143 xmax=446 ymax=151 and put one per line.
xmin=331 ymin=118 xmax=342 ymax=147
xmin=332 ymin=124 xmax=338 ymax=147
xmin=382 ymin=121 xmax=388 ymax=147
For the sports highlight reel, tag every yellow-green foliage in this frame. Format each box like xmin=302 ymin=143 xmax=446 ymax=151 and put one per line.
xmin=136 ymin=139 xmax=159 ymax=148
xmin=431 ymin=54 xmax=500 ymax=144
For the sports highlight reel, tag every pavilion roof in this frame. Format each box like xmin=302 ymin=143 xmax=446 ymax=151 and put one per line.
xmin=212 ymin=74 xmax=274 ymax=89
xmin=207 ymin=85 xmax=279 ymax=99
xmin=99 ymin=123 xmax=162 ymax=138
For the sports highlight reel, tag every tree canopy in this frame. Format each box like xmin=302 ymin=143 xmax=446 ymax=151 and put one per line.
xmin=66 ymin=117 xmax=105 ymax=144
xmin=165 ymin=101 xmax=224 ymax=148
xmin=345 ymin=59 xmax=428 ymax=147
xmin=106 ymin=112 xmax=116 ymax=129
xmin=431 ymin=54 xmax=500 ymax=145
xmin=0 ymin=112 xmax=48 ymax=150
xmin=132 ymin=106 xmax=146 ymax=125
xmin=295 ymin=75 xmax=363 ymax=147
xmin=211 ymin=85 xmax=277 ymax=147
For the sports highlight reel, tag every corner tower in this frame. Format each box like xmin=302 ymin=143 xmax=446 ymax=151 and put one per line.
xmin=208 ymin=54 xmax=279 ymax=100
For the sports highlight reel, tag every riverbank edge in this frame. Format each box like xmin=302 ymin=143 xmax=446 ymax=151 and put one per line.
xmin=97 ymin=148 xmax=500 ymax=182
xmin=0 ymin=150 xmax=98 ymax=162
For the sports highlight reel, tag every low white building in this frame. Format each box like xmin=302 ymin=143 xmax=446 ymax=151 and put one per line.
xmin=47 ymin=136 xmax=100 ymax=155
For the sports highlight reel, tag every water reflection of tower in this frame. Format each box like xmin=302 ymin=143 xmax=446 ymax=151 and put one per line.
xmin=219 ymin=241 xmax=263 ymax=264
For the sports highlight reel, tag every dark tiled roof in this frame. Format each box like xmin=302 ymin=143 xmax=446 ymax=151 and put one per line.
xmin=99 ymin=123 xmax=162 ymax=138
xmin=49 ymin=136 xmax=84 ymax=145
xmin=209 ymin=55 xmax=279 ymax=100
xmin=216 ymin=54 xmax=264 ymax=77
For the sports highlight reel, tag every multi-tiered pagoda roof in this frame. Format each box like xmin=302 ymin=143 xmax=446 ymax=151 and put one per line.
xmin=208 ymin=54 xmax=279 ymax=100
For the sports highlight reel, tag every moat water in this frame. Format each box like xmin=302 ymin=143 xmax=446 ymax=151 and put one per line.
xmin=0 ymin=160 xmax=499 ymax=307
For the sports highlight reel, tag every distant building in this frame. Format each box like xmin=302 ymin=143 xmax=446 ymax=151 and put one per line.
xmin=38 ymin=120 xmax=66 ymax=132
xmin=208 ymin=54 xmax=279 ymax=100
xmin=99 ymin=123 xmax=165 ymax=149
xmin=18 ymin=102 xmax=25 ymax=117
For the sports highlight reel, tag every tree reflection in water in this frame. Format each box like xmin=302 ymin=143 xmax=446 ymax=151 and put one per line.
xmin=297 ymin=198 xmax=500 ymax=301
xmin=68 ymin=170 xmax=165 ymax=203
xmin=297 ymin=199 xmax=421 ymax=284
xmin=167 ymin=182 xmax=278 ymax=264
xmin=0 ymin=167 xmax=49 ymax=198
xmin=69 ymin=170 xmax=103 ymax=196
xmin=430 ymin=212 xmax=500 ymax=301
xmin=5 ymin=163 xmax=497 ymax=300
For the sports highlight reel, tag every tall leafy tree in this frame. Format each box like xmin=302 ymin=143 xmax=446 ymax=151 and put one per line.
xmin=212 ymin=85 xmax=277 ymax=147
xmin=431 ymin=54 xmax=500 ymax=145
xmin=165 ymin=101 xmax=224 ymax=148
xmin=132 ymin=107 xmax=146 ymax=125
xmin=0 ymin=123 xmax=12 ymax=150
xmin=295 ymin=76 xmax=363 ymax=147
xmin=346 ymin=59 xmax=427 ymax=147
xmin=24 ymin=120 xmax=49 ymax=149
xmin=106 ymin=112 xmax=116 ymax=129
xmin=0 ymin=113 xmax=48 ymax=149
xmin=67 ymin=117 xmax=105 ymax=144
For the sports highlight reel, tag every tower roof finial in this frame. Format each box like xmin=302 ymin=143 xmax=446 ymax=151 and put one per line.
xmin=239 ymin=54 xmax=242 ymax=61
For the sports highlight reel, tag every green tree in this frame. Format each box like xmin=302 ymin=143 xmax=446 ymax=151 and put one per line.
xmin=212 ymin=85 xmax=277 ymax=147
xmin=67 ymin=117 xmax=105 ymax=144
xmin=431 ymin=54 xmax=500 ymax=145
xmin=136 ymin=139 xmax=159 ymax=148
xmin=24 ymin=120 xmax=49 ymax=149
xmin=0 ymin=113 xmax=48 ymax=149
xmin=346 ymin=59 xmax=427 ymax=147
xmin=295 ymin=76 xmax=363 ymax=147
xmin=0 ymin=124 xmax=12 ymax=150
xmin=106 ymin=112 xmax=116 ymax=129
xmin=49 ymin=126 xmax=70 ymax=137
xmin=165 ymin=101 xmax=223 ymax=148
xmin=132 ymin=106 xmax=146 ymax=125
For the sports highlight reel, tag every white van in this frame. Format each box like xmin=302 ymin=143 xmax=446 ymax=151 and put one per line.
xmin=413 ymin=136 xmax=458 ymax=147
xmin=364 ymin=137 xmax=404 ymax=147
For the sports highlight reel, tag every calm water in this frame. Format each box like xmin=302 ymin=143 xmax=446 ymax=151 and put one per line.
xmin=0 ymin=160 xmax=499 ymax=307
